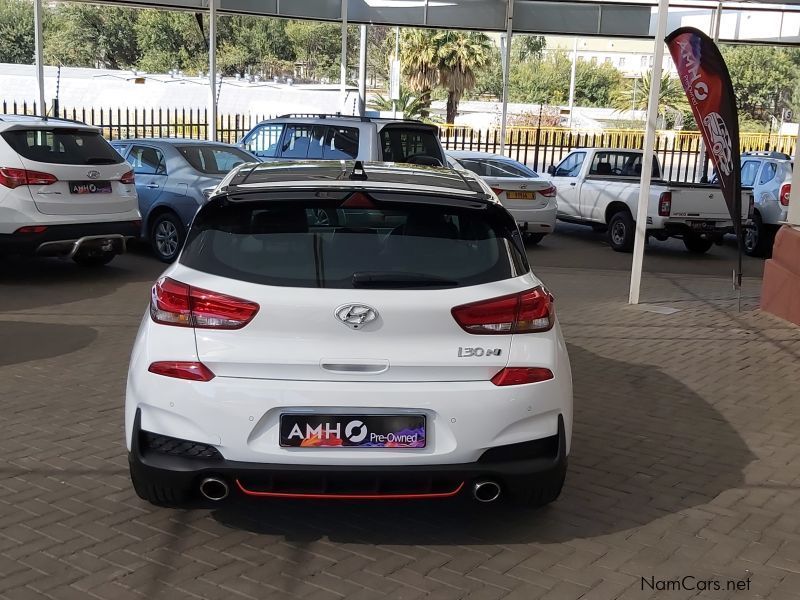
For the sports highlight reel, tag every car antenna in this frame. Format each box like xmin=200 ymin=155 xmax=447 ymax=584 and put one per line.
xmin=349 ymin=160 xmax=368 ymax=180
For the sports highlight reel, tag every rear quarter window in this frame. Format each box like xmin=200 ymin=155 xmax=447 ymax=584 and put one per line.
xmin=180 ymin=196 xmax=527 ymax=289
xmin=380 ymin=128 xmax=444 ymax=165
xmin=1 ymin=129 xmax=123 ymax=165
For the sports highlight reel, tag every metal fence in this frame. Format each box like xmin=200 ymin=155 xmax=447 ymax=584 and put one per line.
xmin=2 ymin=102 xmax=796 ymax=183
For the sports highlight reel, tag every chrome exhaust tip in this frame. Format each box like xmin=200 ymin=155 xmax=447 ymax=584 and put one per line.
xmin=472 ymin=480 xmax=501 ymax=503
xmin=199 ymin=477 xmax=229 ymax=501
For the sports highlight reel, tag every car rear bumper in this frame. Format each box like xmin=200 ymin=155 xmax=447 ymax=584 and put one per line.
xmin=508 ymin=205 xmax=557 ymax=232
xmin=0 ymin=220 xmax=141 ymax=255
xmin=129 ymin=408 xmax=568 ymax=501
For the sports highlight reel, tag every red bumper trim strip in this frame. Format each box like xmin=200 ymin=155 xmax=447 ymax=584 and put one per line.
xmin=235 ymin=479 xmax=465 ymax=500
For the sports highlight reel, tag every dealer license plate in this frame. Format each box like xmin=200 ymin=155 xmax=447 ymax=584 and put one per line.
xmin=279 ymin=414 xmax=426 ymax=448
xmin=69 ymin=181 xmax=112 ymax=194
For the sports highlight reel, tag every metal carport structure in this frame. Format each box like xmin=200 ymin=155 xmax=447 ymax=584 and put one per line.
xmin=27 ymin=0 xmax=800 ymax=303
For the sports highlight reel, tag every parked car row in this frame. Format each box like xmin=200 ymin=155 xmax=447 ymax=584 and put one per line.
xmin=1 ymin=113 xmax=791 ymax=267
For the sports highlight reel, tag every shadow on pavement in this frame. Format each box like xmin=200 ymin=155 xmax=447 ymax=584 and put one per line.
xmin=211 ymin=343 xmax=755 ymax=545
xmin=0 ymin=252 xmax=163 ymax=312
xmin=0 ymin=321 xmax=98 ymax=367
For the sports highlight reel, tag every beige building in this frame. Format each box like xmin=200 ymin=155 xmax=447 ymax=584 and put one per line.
xmin=543 ymin=36 xmax=678 ymax=79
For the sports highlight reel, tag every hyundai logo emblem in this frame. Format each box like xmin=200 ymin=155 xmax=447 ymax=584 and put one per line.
xmin=334 ymin=304 xmax=378 ymax=329
xmin=87 ymin=170 xmax=101 ymax=179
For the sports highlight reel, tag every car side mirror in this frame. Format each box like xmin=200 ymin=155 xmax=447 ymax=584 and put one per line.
xmin=547 ymin=165 xmax=556 ymax=176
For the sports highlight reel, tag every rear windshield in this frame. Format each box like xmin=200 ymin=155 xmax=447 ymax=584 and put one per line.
xmin=180 ymin=196 xmax=527 ymax=289
xmin=177 ymin=145 xmax=254 ymax=174
xmin=1 ymin=129 xmax=124 ymax=165
xmin=380 ymin=127 xmax=445 ymax=166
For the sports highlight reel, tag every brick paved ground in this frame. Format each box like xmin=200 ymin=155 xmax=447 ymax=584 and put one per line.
xmin=1 ymin=231 xmax=799 ymax=600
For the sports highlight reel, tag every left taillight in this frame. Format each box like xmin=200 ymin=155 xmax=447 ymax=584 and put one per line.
xmin=451 ymin=286 xmax=554 ymax=335
xmin=658 ymin=191 xmax=672 ymax=217
xmin=121 ymin=170 xmax=135 ymax=185
xmin=0 ymin=167 xmax=58 ymax=189
xmin=780 ymin=183 xmax=791 ymax=207
xmin=148 ymin=361 xmax=215 ymax=382
xmin=150 ymin=277 xmax=260 ymax=329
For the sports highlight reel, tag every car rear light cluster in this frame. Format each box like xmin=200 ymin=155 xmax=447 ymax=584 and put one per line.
xmin=780 ymin=183 xmax=792 ymax=207
xmin=14 ymin=225 xmax=48 ymax=234
xmin=121 ymin=170 xmax=135 ymax=185
xmin=490 ymin=187 xmax=505 ymax=196
xmin=539 ymin=185 xmax=557 ymax=198
xmin=491 ymin=367 xmax=554 ymax=386
xmin=451 ymin=286 xmax=554 ymax=334
xmin=0 ymin=167 xmax=58 ymax=189
xmin=150 ymin=277 xmax=260 ymax=329
xmin=658 ymin=192 xmax=672 ymax=217
xmin=148 ymin=361 xmax=215 ymax=381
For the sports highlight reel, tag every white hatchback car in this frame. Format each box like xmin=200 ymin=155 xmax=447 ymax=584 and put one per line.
xmin=126 ymin=161 xmax=572 ymax=507
xmin=0 ymin=116 xmax=140 ymax=265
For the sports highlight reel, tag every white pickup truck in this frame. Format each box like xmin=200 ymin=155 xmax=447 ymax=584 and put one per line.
xmin=546 ymin=148 xmax=751 ymax=253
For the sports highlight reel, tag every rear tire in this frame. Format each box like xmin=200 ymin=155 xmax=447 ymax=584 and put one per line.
xmin=607 ymin=210 xmax=635 ymax=252
xmin=72 ymin=251 xmax=115 ymax=267
xmin=508 ymin=461 xmax=567 ymax=508
xmin=150 ymin=212 xmax=185 ymax=263
xmin=525 ymin=232 xmax=545 ymax=245
xmin=683 ymin=233 xmax=714 ymax=254
xmin=744 ymin=213 xmax=772 ymax=258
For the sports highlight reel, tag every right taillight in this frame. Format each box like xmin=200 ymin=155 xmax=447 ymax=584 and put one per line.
xmin=121 ymin=170 xmax=135 ymax=185
xmin=148 ymin=361 xmax=215 ymax=382
xmin=451 ymin=286 xmax=554 ymax=335
xmin=780 ymin=183 xmax=791 ymax=207
xmin=491 ymin=367 xmax=554 ymax=386
xmin=0 ymin=167 xmax=58 ymax=189
xmin=150 ymin=277 xmax=260 ymax=329
xmin=658 ymin=191 xmax=672 ymax=216
xmin=540 ymin=185 xmax=557 ymax=198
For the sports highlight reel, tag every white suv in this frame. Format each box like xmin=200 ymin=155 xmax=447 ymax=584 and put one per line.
xmin=239 ymin=114 xmax=446 ymax=167
xmin=126 ymin=161 xmax=572 ymax=507
xmin=0 ymin=116 xmax=140 ymax=265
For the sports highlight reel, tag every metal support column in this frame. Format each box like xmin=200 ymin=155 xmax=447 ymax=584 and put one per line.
xmin=567 ymin=37 xmax=578 ymax=129
xmin=358 ymin=24 xmax=368 ymax=116
xmin=628 ymin=0 xmax=670 ymax=305
xmin=208 ymin=0 xmax=217 ymax=141
xmin=34 ymin=0 xmax=45 ymax=116
xmin=499 ymin=0 xmax=514 ymax=155
xmin=340 ymin=0 xmax=349 ymax=113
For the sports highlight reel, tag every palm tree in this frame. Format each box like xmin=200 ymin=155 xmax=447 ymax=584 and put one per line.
xmin=435 ymin=31 xmax=493 ymax=123
xmin=400 ymin=29 xmax=439 ymax=119
xmin=368 ymin=90 xmax=429 ymax=121
xmin=612 ymin=71 xmax=690 ymax=122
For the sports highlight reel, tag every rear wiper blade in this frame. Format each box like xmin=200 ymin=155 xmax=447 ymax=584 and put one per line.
xmin=352 ymin=272 xmax=458 ymax=288
xmin=85 ymin=157 xmax=119 ymax=165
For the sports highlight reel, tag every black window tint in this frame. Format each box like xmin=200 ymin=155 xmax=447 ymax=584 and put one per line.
xmin=244 ymin=124 xmax=284 ymax=158
xmin=758 ymin=162 xmax=776 ymax=185
xmin=323 ymin=127 xmax=359 ymax=159
xmin=380 ymin=128 xmax=444 ymax=164
xmin=458 ymin=159 xmax=489 ymax=177
xmin=177 ymin=145 xmax=253 ymax=174
xmin=2 ymin=129 xmax=124 ymax=165
xmin=129 ymin=146 xmax=166 ymax=175
xmin=280 ymin=125 xmax=316 ymax=159
xmin=181 ymin=198 xmax=526 ymax=289
xmin=491 ymin=160 xmax=538 ymax=178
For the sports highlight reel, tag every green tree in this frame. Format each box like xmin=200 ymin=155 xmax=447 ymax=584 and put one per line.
xmin=436 ymin=31 xmax=492 ymax=123
xmin=400 ymin=29 xmax=439 ymax=118
xmin=285 ymin=20 xmax=352 ymax=81
xmin=612 ymin=71 xmax=689 ymax=117
xmin=368 ymin=89 xmax=428 ymax=120
xmin=0 ymin=0 xmax=34 ymax=64
xmin=721 ymin=45 xmax=799 ymax=123
xmin=135 ymin=10 xmax=207 ymax=73
xmin=513 ymin=35 xmax=545 ymax=62
xmin=45 ymin=5 xmax=139 ymax=69
xmin=216 ymin=15 xmax=294 ymax=76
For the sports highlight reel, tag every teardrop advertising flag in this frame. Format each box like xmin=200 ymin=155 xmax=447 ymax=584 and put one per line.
xmin=665 ymin=27 xmax=742 ymax=243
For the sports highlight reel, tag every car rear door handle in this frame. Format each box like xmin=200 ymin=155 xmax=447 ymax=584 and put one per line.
xmin=146 ymin=183 xmax=160 ymax=189
xmin=570 ymin=182 xmax=576 ymax=186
